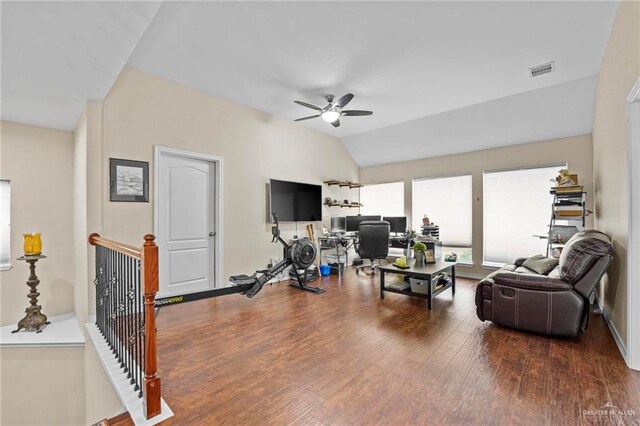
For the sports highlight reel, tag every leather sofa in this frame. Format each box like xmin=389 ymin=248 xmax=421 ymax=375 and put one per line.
xmin=475 ymin=230 xmax=613 ymax=337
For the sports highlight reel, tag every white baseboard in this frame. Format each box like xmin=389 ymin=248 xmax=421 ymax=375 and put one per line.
xmin=456 ymin=271 xmax=487 ymax=280
xmin=595 ymin=294 xmax=628 ymax=363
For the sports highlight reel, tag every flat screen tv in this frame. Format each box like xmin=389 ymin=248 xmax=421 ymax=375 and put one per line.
xmin=269 ymin=179 xmax=322 ymax=222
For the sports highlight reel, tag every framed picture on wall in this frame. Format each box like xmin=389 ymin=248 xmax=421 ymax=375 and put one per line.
xmin=109 ymin=158 xmax=149 ymax=202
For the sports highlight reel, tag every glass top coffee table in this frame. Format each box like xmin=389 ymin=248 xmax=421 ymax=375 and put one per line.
xmin=377 ymin=260 xmax=456 ymax=309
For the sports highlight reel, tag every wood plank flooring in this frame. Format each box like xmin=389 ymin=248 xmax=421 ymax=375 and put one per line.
xmin=148 ymin=268 xmax=640 ymax=425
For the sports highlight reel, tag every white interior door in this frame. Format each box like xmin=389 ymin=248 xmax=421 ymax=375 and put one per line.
xmin=157 ymin=152 xmax=216 ymax=298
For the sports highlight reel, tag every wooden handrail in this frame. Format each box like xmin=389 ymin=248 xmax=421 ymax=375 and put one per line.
xmin=88 ymin=233 xmax=141 ymax=259
xmin=141 ymin=234 xmax=161 ymax=419
xmin=88 ymin=232 xmax=161 ymax=419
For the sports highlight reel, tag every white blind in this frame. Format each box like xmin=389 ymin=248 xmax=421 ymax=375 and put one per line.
xmin=483 ymin=165 xmax=563 ymax=265
xmin=359 ymin=181 xmax=404 ymax=217
xmin=0 ymin=180 xmax=10 ymax=270
xmin=412 ymin=175 xmax=472 ymax=247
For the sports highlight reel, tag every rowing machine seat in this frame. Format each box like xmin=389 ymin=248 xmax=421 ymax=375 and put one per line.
xmin=229 ymin=274 xmax=257 ymax=286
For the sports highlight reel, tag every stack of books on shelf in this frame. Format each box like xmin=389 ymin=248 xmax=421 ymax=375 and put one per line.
xmin=553 ymin=184 xmax=584 ymax=194
xmin=554 ymin=196 xmax=583 ymax=217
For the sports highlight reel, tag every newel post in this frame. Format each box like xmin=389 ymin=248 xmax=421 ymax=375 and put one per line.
xmin=142 ymin=234 xmax=161 ymax=419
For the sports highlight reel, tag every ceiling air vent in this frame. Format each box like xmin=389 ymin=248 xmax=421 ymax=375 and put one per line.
xmin=529 ymin=61 xmax=554 ymax=78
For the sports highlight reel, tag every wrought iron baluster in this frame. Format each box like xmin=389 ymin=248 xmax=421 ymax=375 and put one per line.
xmin=99 ymin=246 xmax=103 ymax=335
xmin=129 ymin=256 xmax=134 ymax=384
xmin=118 ymin=252 xmax=124 ymax=367
xmin=138 ymin=259 xmax=143 ymax=398
xmin=106 ymin=249 xmax=112 ymax=350
xmin=94 ymin=246 xmax=100 ymax=332
xmin=111 ymin=249 xmax=116 ymax=355
xmin=125 ymin=255 xmax=131 ymax=378
xmin=88 ymin=234 xmax=160 ymax=415
xmin=121 ymin=252 xmax=126 ymax=367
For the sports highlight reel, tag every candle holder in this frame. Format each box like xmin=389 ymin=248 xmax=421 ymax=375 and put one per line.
xmin=23 ymin=233 xmax=42 ymax=256
xmin=12 ymin=255 xmax=49 ymax=333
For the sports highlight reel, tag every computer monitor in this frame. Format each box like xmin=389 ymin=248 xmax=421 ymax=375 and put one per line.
xmin=330 ymin=216 xmax=346 ymax=234
xmin=346 ymin=215 xmax=382 ymax=232
xmin=383 ymin=216 xmax=407 ymax=233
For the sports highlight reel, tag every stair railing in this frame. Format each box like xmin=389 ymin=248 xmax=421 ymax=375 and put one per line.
xmin=88 ymin=233 xmax=161 ymax=419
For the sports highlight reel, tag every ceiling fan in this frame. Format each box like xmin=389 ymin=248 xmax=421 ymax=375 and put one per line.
xmin=294 ymin=93 xmax=373 ymax=128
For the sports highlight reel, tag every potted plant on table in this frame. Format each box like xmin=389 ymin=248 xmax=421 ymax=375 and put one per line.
xmin=413 ymin=241 xmax=427 ymax=266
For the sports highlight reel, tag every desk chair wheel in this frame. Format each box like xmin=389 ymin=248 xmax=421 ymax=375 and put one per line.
xmin=356 ymin=261 xmax=380 ymax=276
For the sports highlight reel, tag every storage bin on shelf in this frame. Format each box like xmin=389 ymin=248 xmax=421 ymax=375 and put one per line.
xmin=409 ymin=277 xmax=431 ymax=294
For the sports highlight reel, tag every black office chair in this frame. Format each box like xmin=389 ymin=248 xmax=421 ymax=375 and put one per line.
xmin=355 ymin=221 xmax=390 ymax=275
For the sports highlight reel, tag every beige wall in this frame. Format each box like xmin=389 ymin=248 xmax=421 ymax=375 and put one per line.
xmin=0 ymin=121 xmax=75 ymax=326
xmin=360 ymin=134 xmax=594 ymax=277
xmin=0 ymin=119 xmax=118 ymax=426
xmin=0 ymin=120 xmax=85 ymax=425
xmin=592 ymin=0 xmax=640 ymax=345
xmin=0 ymin=347 xmax=85 ymax=425
xmin=74 ymin=104 xmax=123 ymax=424
xmin=99 ymin=67 xmax=359 ymax=280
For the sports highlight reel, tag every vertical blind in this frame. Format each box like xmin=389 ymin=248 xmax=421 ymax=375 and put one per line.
xmin=412 ymin=175 xmax=472 ymax=247
xmin=483 ymin=164 xmax=563 ymax=265
xmin=359 ymin=181 xmax=404 ymax=217
xmin=0 ymin=180 xmax=10 ymax=270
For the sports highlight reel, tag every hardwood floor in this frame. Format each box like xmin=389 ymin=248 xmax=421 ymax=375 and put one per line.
xmin=150 ymin=268 xmax=640 ymax=425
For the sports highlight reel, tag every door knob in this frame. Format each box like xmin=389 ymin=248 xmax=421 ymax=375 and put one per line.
xmin=209 ymin=232 xmax=216 ymax=237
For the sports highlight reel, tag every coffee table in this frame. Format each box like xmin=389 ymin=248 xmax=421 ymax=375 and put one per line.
xmin=378 ymin=260 xmax=456 ymax=309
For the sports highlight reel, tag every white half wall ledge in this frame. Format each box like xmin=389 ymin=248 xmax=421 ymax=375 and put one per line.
xmin=0 ymin=313 xmax=85 ymax=348
xmin=342 ymin=76 xmax=597 ymax=167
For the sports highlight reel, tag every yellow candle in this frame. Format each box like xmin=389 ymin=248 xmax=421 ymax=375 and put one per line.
xmin=23 ymin=233 xmax=42 ymax=256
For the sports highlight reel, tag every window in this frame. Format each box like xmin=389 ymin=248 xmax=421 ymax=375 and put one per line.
xmin=0 ymin=180 xmax=10 ymax=270
xmin=359 ymin=181 xmax=404 ymax=217
xmin=412 ymin=175 xmax=473 ymax=263
xmin=483 ymin=164 xmax=564 ymax=265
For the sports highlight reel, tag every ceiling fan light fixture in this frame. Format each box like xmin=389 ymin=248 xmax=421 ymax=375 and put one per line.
xmin=294 ymin=93 xmax=371 ymax=126
xmin=321 ymin=110 xmax=340 ymax=123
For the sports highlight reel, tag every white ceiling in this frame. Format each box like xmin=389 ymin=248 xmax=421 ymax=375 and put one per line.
xmin=344 ymin=75 xmax=597 ymax=167
xmin=1 ymin=1 xmax=618 ymax=165
xmin=127 ymin=1 xmax=617 ymax=138
xmin=1 ymin=1 xmax=161 ymax=130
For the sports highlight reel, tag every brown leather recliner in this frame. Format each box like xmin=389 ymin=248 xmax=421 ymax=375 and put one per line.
xmin=475 ymin=230 xmax=613 ymax=337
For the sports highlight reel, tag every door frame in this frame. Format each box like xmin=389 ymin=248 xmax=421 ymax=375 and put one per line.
xmin=153 ymin=146 xmax=224 ymax=292
xmin=627 ymin=77 xmax=640 ymax=370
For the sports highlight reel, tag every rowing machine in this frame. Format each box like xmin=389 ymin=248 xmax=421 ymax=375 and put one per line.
xmin=154 ymin=214 xmax=324 ymax=310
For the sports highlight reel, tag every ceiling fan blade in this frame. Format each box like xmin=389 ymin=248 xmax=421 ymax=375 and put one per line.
xmin=294 ymin=115 xmax=320 ymax=122
xmin=294 ymin=100 xmax=322 ymax=111
xmin=331 ymin=119 xmax=341 ymax=128
xmin=341 ymin=110 xmax=373 ymax=116
xmin=334 ymin=93 xmax=354 ymax=108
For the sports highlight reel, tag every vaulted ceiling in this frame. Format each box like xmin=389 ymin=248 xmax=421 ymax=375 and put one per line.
xmin=1 ymin=1 xmax=619 ymax=166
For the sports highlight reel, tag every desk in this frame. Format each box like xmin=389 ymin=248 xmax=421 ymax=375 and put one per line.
xmin=389 ymin=236 xmax=412 ymax=257
xmin=317 ymin=235 xmax=355 ymax=271
xmin=378 ymin=260 xmax=456 ymax=309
